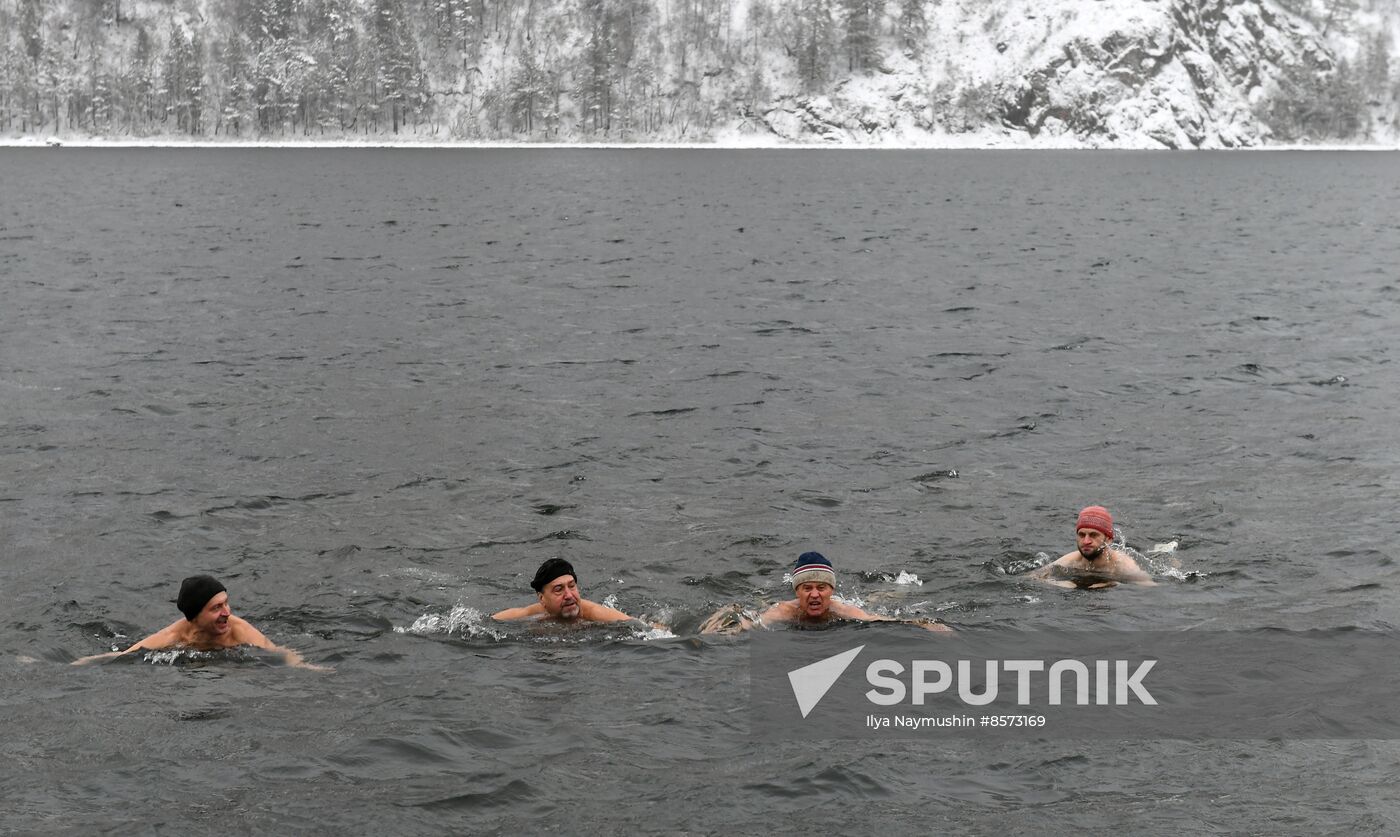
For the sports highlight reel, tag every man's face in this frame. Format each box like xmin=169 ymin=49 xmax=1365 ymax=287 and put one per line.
xmin=1076 ymin=528 xmax=1110 ymax=561
xmin=194 ymin=591 xmax=232 ymax=635
xmin=537 ymin=575 xmax=581 ymax=620
xmin=795 ymin=581 xmax=834 ymax=619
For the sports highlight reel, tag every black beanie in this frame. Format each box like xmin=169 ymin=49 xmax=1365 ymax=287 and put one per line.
xmin=530 ymin=558 xmax=576 ymax=592
xmin=177 ymin=575 xmax=226 ymax=621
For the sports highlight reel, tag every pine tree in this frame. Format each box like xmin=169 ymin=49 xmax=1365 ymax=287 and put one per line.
xmin=898 ymin=0 xmax=926 ymax=55
xmin=160 ymin=22 xmax=208 ymax=133
xmin=1362 ymin=29 xmax=1391 ymax=97
xmin=324 ymin=0 xmax=360 ymax=130
xmin=222 ymin=34 xmax=254 ymax=135
xmin=842 ymin=0 xmax=878 ymax=73
xmin=91 ymin=64 xmax=114 ymax=132
xmin=20 ymin=0 xmax=43 ymax=65
xmin=127 ymin=25 xmax=156 ymax=132
xmin=368 ymin=0 xmax=426 ymax=132
xmin=1324 ymin=58 xmax=1365 ymax=136
xmin=189 ymin=28 xmax=207 ymax=134
xmin=794 ymin=0 xmax=835 ymax=90
xmin=509 ymin=47 xmax=554 ymax=135
xmin=162 ymin=23 xmax=186 ymax=131
xmin=578 ymin=0 xmax=615 ymax=135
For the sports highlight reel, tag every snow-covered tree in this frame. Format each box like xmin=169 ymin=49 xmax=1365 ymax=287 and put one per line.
xmin=842 ymin=0 xmax=878 ymax=72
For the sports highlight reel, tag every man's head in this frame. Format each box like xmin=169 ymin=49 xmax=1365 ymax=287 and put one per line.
xmin=531 ymin=558 xmax=580 ymax=620
xmin=1075 ymin=506 xmax=1114 ymax=561
xmin=177 ymin=575 xmax=232 ymax=635
xmin=791 ymin=552 xmax=836 ymax=620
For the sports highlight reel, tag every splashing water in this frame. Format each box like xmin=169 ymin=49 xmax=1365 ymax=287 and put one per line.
xmin=632 ymin=625 xmax=676 ymax=640
xmin=1003 ymin=552 xmax=1054 ymax=575
xmin=393 ymin=602 xmax=673 ymax=641
xmin=881 ymin=571 xmax=923 ymax=586
xmin=144 ymin=649 xmax=184 ymax=665
xmin=137 ymin=648 xmax=251 ymax=665
xmin=395 ymin=604 xmax=505 ymax=640
xmin=1130 ymin=539 xmax=1198 ymax=578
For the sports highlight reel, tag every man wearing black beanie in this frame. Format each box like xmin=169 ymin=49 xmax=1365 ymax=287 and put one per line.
xmin=73 ymin=575 xmax=329 ymax=670
xmin=492 ymin=557 xmax=646 ymax=625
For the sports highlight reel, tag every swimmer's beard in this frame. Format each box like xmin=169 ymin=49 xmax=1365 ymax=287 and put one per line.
xmin=1079 ymin=543 xmax=1108 ymax=561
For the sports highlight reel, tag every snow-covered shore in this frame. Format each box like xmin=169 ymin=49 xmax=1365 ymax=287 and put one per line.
xmin=4 ymin=134 xmax=1396 ymax=150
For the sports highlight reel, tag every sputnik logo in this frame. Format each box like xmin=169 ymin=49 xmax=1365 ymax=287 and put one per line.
xmin=787 ymin=645 xmax=864 ymax=718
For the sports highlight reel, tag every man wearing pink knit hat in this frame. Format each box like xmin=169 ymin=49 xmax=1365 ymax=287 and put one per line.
xmin=1029 ymin=505 xmax=1156 ymax=588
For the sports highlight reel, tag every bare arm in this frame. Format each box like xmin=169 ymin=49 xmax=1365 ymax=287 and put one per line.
xmin=577 ymin=599 xmax=641 ymax=624
xmin=1027 ymin=554 xmax=1079 ymax=589
xmin=71 ymin=621 xmax=184 ymax=666
xmin=236 ymin=620 xmax=331 ymax=671
xmin=274 ymin=647 xmax=332 ymax=671
xmin=827 ymin=600 xmax=885 ymax=621
xmin=909 ymin=617 xmax=955 ymax=633
xmin=491 ymin=602 xmax=546 ymax=621
xmin=828 ymin=601 xmax=953 ymax=632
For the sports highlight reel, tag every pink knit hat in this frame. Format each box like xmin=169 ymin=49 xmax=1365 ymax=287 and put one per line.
xmin=1075 ymin=506 xmax=1114 ymax=539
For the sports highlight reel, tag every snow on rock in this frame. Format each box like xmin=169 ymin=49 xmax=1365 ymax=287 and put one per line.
xmin=750 ymin=0 xmax=1340 ymax=148
xmin=977 ymin=0 xmax=1322 ymax=148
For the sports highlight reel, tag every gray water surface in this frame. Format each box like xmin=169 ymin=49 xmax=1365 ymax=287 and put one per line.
xmin=2 ymin=149 xmax=1399 ymax=833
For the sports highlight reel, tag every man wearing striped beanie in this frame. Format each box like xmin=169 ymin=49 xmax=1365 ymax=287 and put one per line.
xmin=1029 ymin=505 xmax=1156 ymax=588
xmin=700 ymin=552 xmax=950 ymax=632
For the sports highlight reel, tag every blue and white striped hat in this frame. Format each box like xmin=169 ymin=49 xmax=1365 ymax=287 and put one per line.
xmin=792 ymin=552 xmax=836 ymax=588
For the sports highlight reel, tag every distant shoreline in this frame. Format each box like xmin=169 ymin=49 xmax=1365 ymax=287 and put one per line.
xmin=3 ymin=135 xmax=1398 ymax=151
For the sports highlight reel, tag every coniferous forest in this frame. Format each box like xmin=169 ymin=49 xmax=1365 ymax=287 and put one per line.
xmin=1 ymin=0 xmax=1396 ymax=143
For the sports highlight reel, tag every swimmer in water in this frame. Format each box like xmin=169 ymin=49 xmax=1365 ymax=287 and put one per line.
xmin=491 ymin=558 xmax=650 ymax=625
xmin=1028 ymin=505 xmax=1156 ymax=589
xmin=71 ymin=575 xmax=331 ymax=669
xmin=699 ymin=552 xmax=951 ymax=633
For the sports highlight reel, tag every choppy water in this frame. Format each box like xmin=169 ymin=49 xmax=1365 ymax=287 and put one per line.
xmin=2 ymin=148 xmax=1399 ymax=833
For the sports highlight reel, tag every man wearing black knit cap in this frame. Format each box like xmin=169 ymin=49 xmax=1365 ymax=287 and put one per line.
xmin=73 ymin=575 xmax=329 ymax=669
xmin=491 ymin=558 xmax=642 ymax=624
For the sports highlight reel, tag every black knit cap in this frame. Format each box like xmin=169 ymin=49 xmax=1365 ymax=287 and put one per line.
xmin=176 ymin=575 xmax=226 ymax=621
xmin=530 ymin=558 xmax=576 ymax=592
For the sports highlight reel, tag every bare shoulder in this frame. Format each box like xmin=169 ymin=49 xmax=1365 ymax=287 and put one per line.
xmin=228 ymin=615 xmax=274 ymax=648
xmin=124 ymin=620 xmax=185 ymax=652
xmin=578 ymin=599 xmax=635 ymax=623
xmin=1029 ymin=552 xmax=1076 ymax=577
xmin=759 ymin=600 xmax=797 ymax=625
xmin=1110 ymin=550 xmax=1154 ymax=582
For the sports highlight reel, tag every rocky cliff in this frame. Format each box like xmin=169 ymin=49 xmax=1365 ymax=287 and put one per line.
xmin=745 ymin=0 xmax=1375 ymax=148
